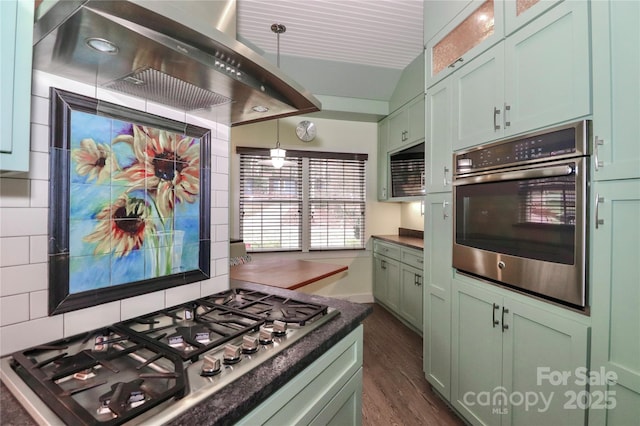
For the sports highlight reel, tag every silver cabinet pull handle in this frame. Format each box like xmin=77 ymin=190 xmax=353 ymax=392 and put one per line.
xmin=443 ymin=166 xmax=450 ymax=187
xmin=492 ymin=303 xmax=500 ymax=328
xmin=493 ymin=107 xmax=501 ymax=130
xmin=594 ymin=136 xmax=604 ymax=171
xmin=595 ymin=194 xmax=605 ymax=229
xmin=504 ymin=104 xmax=511 ymax=127
xmin=448 ymin=57 xmax=464 ymax=68
xmin=442 ymin=200 xmax=449 ymax=220
xmin=502 ymin=307 xmax=509 ymax=332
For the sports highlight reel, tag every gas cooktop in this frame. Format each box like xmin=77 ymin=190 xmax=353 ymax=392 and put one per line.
xmin=1 ymin=288 xmax=339 ymax=425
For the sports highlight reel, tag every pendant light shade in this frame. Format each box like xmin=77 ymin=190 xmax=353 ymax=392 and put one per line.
xmin=270 ymin=23 xmax=286 ymax=168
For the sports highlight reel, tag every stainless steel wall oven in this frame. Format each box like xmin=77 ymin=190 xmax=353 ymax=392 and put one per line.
xmin=452 ymin=121 xmax=591 ymax=309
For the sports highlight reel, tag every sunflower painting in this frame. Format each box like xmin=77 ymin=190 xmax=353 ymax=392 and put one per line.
xmin=49 ymin=89 xmax=211 ymax=315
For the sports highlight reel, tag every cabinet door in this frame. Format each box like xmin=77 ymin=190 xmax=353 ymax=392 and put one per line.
xmin=591 ymin=0 xmax=640 ymax=181
xmin=504 ymin=0 xmax=564 ymax=35
xmin=426 ymin=77 xmax=453 ymax=193
xmin=501 ymin=298 xmax=589 ymax=426
xmin=590 ymin=180 xmax=640 ymax=425
xmin=423 ymin=193 xmax=453 ymax=398
xmin=503 ymin=0 xmax=590 ymax=137
xmin=0 ymin=0 xmax=34 ymax=173
xmin=451 ymin=279 xmax=503 ymax=426
xmin=407 ymin=95 xmax=425 ymax=146
xmin=372 ymin=254 xmax=388 ymax=305
xmin=453 ymin=42 xmax=505 ymax=151
xmin=400 ymin=263 xmax=423 ymax=331
xmin=427 ymin=0 xmax=505 ymax=88
xmin=388 ymin=108 xmax=409 ymax=153
xmin=377 ymin=119 xmax=389 ymax=200
xmin=385 ymin=257 xmax=401 ymax=313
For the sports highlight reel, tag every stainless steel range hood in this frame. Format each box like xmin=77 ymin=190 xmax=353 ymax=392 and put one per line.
xmin=33 ymin=0 xmax=321 ymax=126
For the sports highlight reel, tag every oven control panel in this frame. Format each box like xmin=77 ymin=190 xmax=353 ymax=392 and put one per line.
xmin=455 ymin=121 xmax=590 ymax=174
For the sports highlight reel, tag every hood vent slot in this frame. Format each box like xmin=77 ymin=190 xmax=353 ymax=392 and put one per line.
xmin=103 ymin=67 xmax=232 ymax=111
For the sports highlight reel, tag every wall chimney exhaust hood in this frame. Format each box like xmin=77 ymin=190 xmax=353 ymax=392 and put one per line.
xmin=33 ymin=0 xmax=321 ymax=126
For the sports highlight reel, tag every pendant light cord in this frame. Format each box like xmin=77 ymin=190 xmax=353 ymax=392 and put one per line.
xmin=271 ymin=23 xmax=286 ymax=149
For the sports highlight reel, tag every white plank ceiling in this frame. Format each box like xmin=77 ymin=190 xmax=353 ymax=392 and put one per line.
xmin=236 ymin=0 xmax=424 ymax=70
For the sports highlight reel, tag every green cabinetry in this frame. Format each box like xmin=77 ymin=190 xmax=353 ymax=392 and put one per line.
xmin=373 ymin=239 xmax=423 ymax=333
xmin=425 ymin=76 xmax=453 ymax=193
xmin=237 ymin=326 xmax=364 ymax=426
xmin=377 ymin=119 xmax=389 ymax=201
xmin=451 ymin=278 xmax=589 ymax=426
xmin=591 ymin=0 xmax=640 ymax=181
xmin=453 ymin=0 xmax=590 ymax=150
xmin=589 ymin=180 xmax=640 ymax=425
xmin=423 ymin=193 xmax=453 ymax=399
xmin=0 ymin=0 xmax=33 ymax=173
xmin=387 ymin=95 xmax=425 ymax=154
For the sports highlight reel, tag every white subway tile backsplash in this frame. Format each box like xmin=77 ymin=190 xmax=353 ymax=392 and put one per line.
xmin=29 ymin=235 xmax=48 ymax=263
xmin=120 ymin=291 xmax=166 ymax=321
xmin=210 ymin=207 xmax=228 ymax=225
xmin=0 ymin=263 xmax=48 ymax=296
xmin=29 ymin=290 xmax=48 ymax=319
xmin=212 ymin=172 xmax=229 ymax=191
xmin=215 ymin=190 xmax=229 ymax=208
xmin=30 ymin=179 xmax=49 ymax=208
xmin=0 ymin=315 xmax=64 ymax=356
xmin=63 ymin=301 xmax=121 ymax=336
xmin=30 ymin=95 xmax=50 ymax=126
xmin=201 ymin=275 xmax=229 ymax=296
xmin=0 ymin=293 xmax=30 ymax=326
xmin=28 ymin=151 xmax=49 ymax=181
xmin=165 ymin=282 xmax=201 ymax=307
xmin=0 ymin=178 xmax=30 ymax=207
xmin=0 ymin=207 xmax=47 ymax=237
xmin=0 ymin=237 xmax=30 ymax=267
xmin=30 ymin=123 xmax=49 ymax=153
xmin=1 ymin=70 xmax=230 ymax=355
xmin=215 ymin=156 xmax=229 ymax=174
xmin=216 ymin=224 xmax=229 ymax=242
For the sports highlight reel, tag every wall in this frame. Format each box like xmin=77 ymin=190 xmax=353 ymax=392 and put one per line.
xmin=0 ymin=71 xmax=231 ymax=356
xmin=400 ymin=201 xmax=425 ymax=231
xmin=230 ymin=116 xmax=401 ymax=302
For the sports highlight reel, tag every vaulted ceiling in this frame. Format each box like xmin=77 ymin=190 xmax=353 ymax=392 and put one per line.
xmin=236 ymin=0 xmax=424 ymax=120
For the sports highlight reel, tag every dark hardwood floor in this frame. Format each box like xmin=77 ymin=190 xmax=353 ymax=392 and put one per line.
xmin=362 ymin=303 xmax=464 ymax=426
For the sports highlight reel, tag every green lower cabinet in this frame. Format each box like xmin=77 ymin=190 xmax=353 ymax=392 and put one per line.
xmin=589 ymin=179 xmax=640 ymax=425
xmin=373 ymin=253 xmax=401 ymax=312
xmin=399 ymin=263 xmax=423 ymax=331
xmin=237 ymin=326 xmax=363 ymax=426
xmin=451 ymin=278 xmax=589 ymax=426
xmin=423 ymin=193 xmax=453 ymax=399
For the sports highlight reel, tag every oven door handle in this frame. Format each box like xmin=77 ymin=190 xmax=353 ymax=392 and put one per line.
xmin=453 ymin=164 xmax=574 ymax=185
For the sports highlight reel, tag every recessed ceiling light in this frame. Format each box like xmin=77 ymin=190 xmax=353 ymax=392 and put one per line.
xmin=252 ymin=106 xmax=269 ymax=113
xmin=85 ymin=38 xmax=119 ymax=54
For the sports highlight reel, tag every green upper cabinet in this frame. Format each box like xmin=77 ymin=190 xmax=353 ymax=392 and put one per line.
xmin=423 ymin=193 xmax=453 ymax=399
xmin=426 ymin=0 xmax=505 ymax=89
xmin=591 ymin=0 xmax=640 ymax=181
xmin=0 ymin=0 xmax=33 ymax=173
xmin=425 ymin=76 xmax=454 ymax=193
xmin=590 ymin=180 xmax=640 ymax=425
xmin=387 ymin=95 xmax=425 ymax=153
xmin=504 ymin=0 xmax=563 ymax=35
xmin=452 ymin=0 xmax=590 ymax=151
xmin=377 ymin=119 xmax=389 ymax=201
xmin=451 ymin=277 xmax=589 ymax=426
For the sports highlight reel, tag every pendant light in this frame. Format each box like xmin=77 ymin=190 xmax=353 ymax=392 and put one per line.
xmin=270 ymin=23 xmax=286 ymax=169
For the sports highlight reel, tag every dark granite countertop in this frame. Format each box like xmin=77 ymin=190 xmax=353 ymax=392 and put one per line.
xmin=0 ymin=280 xmax=372 ymax=426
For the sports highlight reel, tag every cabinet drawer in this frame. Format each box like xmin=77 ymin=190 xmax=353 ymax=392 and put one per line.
xmin=401 ymin=248 xmax=424 ymax=269
xmin=373 ymin=240 xmax=401 ymax=260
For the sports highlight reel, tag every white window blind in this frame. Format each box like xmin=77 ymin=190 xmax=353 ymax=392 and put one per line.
xmin=309 ymin=158 xmax=365 ymax=250
xmin=239 ymin=154 xmax=302 ymax=251
xmin=238 ymin=148 xmax=367 ymax=252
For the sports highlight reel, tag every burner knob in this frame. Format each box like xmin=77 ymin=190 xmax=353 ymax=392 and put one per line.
xmin=201 ymin=354 xmax=221 ymax=376
xmin=242 ymin=335 xmax=259 ymax=354
xmin=223 ymin=343 xmax=242 ymax=364
xmin=259 ymin=328 xmax=274 ymax=345
xmin=273 ymin=320 xmax=287 ymax=337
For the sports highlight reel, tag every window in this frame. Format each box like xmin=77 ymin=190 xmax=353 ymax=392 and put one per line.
xmin=238 ymin=148 xmax=367 ymax=252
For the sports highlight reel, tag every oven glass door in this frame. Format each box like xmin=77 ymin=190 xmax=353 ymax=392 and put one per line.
xmin=455 ymin=160 xmax=584 ymax=266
